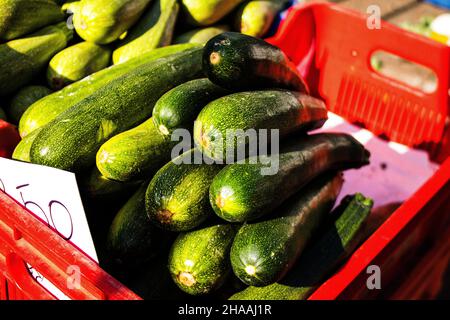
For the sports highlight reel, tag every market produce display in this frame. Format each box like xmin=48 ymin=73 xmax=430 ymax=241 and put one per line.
xmin=1 ymin=0 xmax=379 ymax=301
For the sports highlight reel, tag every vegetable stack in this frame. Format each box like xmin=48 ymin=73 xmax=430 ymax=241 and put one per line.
xmin=1 ymin=0 xmax=378 ymax=301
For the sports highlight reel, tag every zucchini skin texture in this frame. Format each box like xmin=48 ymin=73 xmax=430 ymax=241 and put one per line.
xmin=174 ymin=25 xmax=230 ymax=44
xmin=230 ymin=173 xmax=344 ymax=286
xmin=107 ymin=183 xmax=165 ymax=264
xmin=194 ymin=90 xmax=328 ymax=161
xmin=234 ymin=0 xmax=287 ymax=38
xmin=47 ymin=42 xmax=112 ymax=90
xmin=153 ymin=78 xmax=230 ymax=136
xmin=8 ymin=86 xmax=52 ymax=125
xmin=19 ymin=43 xmax=199 ymax=138
xmin=230 ymin=193 xmax=374 ymax=300
xmin=203 ymin=32 xmax=308 ymax=92
xmin=210 ymin=133 xmax=370 ymax=222
xmin=145 ymin=149 xmax=223 ymax=232
xmin=96 ymin=117 xmax=177 ymax=182
xmin=73 ymin=0 xmax=151 ymax=44
xmin=168 ymin=224 xmax=238 ymax=295
xmin=0 ymin=0 xmax=64 ymax=40
xmin=30 ymin=47 xmax=204 ymax=173
xmin=181 ymin=0 xmax=245 ymax=26
xmin=113 ymin=0 xmax=180 ymax=65
xmin=0 ymin=22 xmax=73 ymax=96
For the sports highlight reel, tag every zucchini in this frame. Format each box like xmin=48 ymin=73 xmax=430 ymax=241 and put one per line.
xmin=73 ymin=0 xmax=151 ymax=44
xmin=230 ymin=173 xmax=344 ymax=286
xmin=12 ymin=128 xmax=42 ymax=162
xmin=113 ymin=0 xmax=179 ymax=65
xmin=0 ymin=22 xmax=73 ymax=96
xmin=107 ymin=183 xmax=167 ymax=264
xmin=0 ymin=0 xmax=64 ymax=40
xmin=234 ymin=0 xmax=288 ymax=38
xmin=30 ymin=47 xmax=204 ymax=173
xmin=203 ymin=32 xmax=308 ymax=92
xmin=181 ymin=0 xmax=245 ymax=26
xmin=209 ymin=133 xmax=370 ymax=222
xmin=19 ymin=43 xmax=199 ymax=137
xmin=145 ymin=149 xmax=222 ymax=232
xmin=230 ymin=194 xmax=374 ymax=300
xmin=174 ymin=25 xmax=230 ymax=44
xmin=168 ymin=224 xmax=238 ymax=295
xmin=8 ymin=86 xmax=52 ymax=125
xmin=47 ymin=42 xmax=111 ymax=90
xmin=80 ymin=167 xmax=142 ymax=201
xmin=129 ymin=254 xmax=191 ymax=300
xmin=153 ymin=78 xmax=230 ymax=136
xmin=96 ymin=117 xmax=177 ymax=182
xmin=194 ymin=90 xmax=328 ymax=161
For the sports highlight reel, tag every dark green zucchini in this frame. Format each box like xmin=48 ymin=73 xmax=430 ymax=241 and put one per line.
xmin=203 ymin=32 xmax=308 ymax=92
xmin=96 ymin=117 xmax=177 ymax=182
xmin=30 ymin=47 xmax=204 ymax=173
xmin=231 ymin=173 xmax=344 ymax=286
xmin=8 ymin=86 xmax=52 ymax=125
xmin=107 ymin=183 xmax=167 ymax=265
xmin=153 ymin=78 xmax=230 ymax=136
xmin=0 ymin=0 xmax=64 ymax=40
xmin=210 ymin=133 xmax=370 ymax=222
xmin=0 ymin=22 xmax=73 ymax=96
xmin=194 ymin=90 xmax=328 ymax=162
xmin=79 ymin=167 xmax=142 ymax=201
xmin=230 ymin=193 xmax=374 ymax=300
xmin=145 ymin=149 xmax=222 ymax=232
xmin=168 ymin=224 xmax=239 ymax=295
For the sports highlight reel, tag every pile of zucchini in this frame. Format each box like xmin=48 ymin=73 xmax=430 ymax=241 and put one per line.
xmin=0 ymin=0 xmax=295 ymax=122
xmin=1 ymin=1 xmax=377 ymax=301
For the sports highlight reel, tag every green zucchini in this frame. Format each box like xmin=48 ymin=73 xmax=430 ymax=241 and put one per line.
xmin=230 ymin=193 xmax=374 ymax=300
xmin=129 ymin=254 xmax=190 ymax=300
xmin=181 ymin=0 xmax=245 ymax=26
xmin=0 ymin=22 xmax=73 ymax=96
xmin=19 ymin=43 xmax=199 ymax=137
xmin=12 ymin=128 xmax=42 ymax=162
xmin=96 ymin=117 xmax=177 ymax=182
xmin=194 ymin=90 xmax=328 ymax=161
xmin=203 ymin=32 xmax=308 ymax=92
xmin=145 ymin=149 xmax=222 ymax=232
xmin=234 ymin=1 xmax=287 ymax=38
xmin=107 ymin=183 xmax=166 ymax=264
xmin=153 ymin=78 xmax=230 ymax=136
xmin=174 ymin=25 xmax=230 ymax=44
xmin=113 ymin=0 xmax=179 ymax=65
xmin=8 ymin=86 xmax=52 ymax=125
xmin=73 ymin=0 xmax=151 ymax=44
xmin=47 ymin=42 xmax=111 ymax=90
xmin=168 ymin=224 xmax=238 ymax=295
xmin=30 ymin=47 xmax=204 ymax=173
xmin=230 ymin=173 xmax=344 ymax=287
xmin=80 ymin=167 xmax=142 ymax=200
xmin=0 ymin=0 xmax=64 ymax=40
xmin=209 ymin=133 xmax=370 ymax=222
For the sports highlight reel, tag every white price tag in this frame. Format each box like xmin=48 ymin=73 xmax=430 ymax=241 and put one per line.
xmin=0 ymin=157 xmax=98 ymax=299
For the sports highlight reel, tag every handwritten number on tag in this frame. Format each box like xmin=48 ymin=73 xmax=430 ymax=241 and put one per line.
xmin=0 ymin=180 xmax=74 ymax=241
xmin=49 ymin=201 xmax=74 ymax=240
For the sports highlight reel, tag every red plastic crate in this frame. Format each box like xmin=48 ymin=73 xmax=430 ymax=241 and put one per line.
xmin=0 ymin=2 xmax=449 ymax=300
